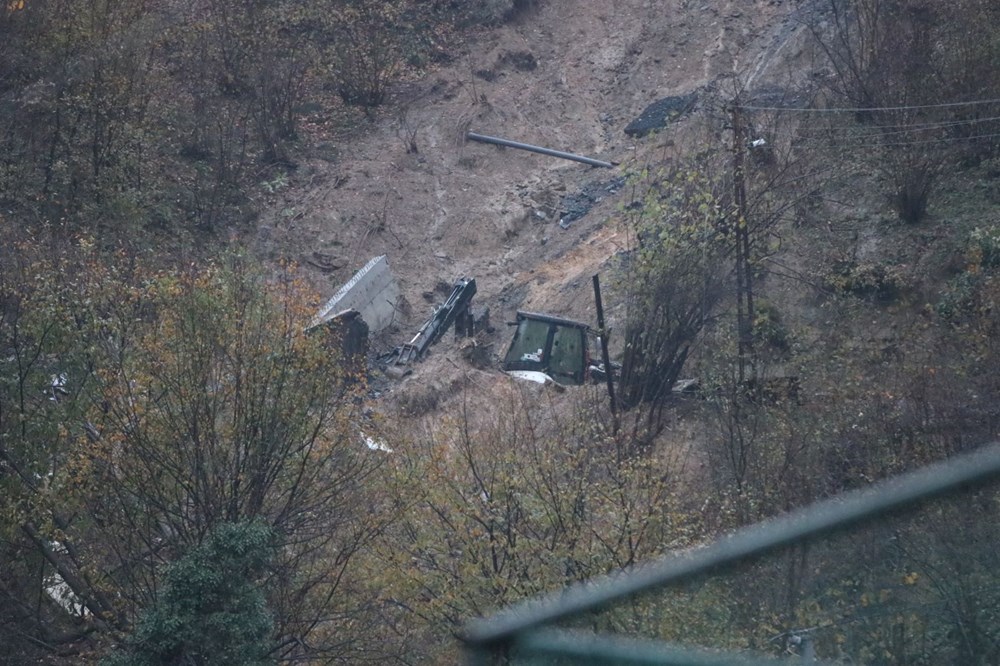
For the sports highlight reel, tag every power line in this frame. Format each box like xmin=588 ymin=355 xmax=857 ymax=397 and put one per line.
xmin=794 ymin=114 xmax=1000 ymax=138
xmin=738 ymin=97 xmax=1000 ymax=113
xmin=873 ymin=131 xmax=1000 ymax=147
xmin=791 ymin=130 xmax=1000 ymax=148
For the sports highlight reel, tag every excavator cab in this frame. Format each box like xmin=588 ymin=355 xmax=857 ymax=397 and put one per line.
xmin=502 ymin=311 xmax=591 ymax=385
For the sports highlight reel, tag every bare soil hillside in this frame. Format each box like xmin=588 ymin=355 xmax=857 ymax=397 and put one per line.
xmin=259 ymin=0 xmax=827 ymax=410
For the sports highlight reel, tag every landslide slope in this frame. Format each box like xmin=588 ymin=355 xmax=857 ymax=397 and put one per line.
xmin=263 ymin=0 xmax=825 ymax=401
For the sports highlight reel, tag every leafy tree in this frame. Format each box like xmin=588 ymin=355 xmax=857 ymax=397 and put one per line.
xmin=0 ymin=231 xmax=385 ymax=661
xmin=613 ymin=166 xmax=730 ymax=443
xmin=104 ymin=521 xmax=275 ymax=666
xmin=371 ymin=384 xmax=700 ymax=661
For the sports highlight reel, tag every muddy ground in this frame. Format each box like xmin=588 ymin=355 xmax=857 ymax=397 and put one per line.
xmin=259 ymin=0 xmax=828 ymax=417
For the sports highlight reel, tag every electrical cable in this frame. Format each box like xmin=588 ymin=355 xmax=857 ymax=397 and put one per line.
xmin=738 ymin=97 xmax=1000 ymax=113
xmin=793 ymin=115 xmax=1000 ymax=138
xmin=789 ymin=130 xmax=1000 ymax=148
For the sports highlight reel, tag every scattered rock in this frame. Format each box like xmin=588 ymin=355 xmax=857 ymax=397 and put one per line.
xmin=558 ymin=176 xmax=627 ymax=228
xmin=624 ymin=93 xmax=697 ymax=137
xmin=307 ymin=251 xmax=344 ymax=273
xmin=312 ymin=142 xmax=340 ymax=163
xmin=473 ymin=50 xmax=538 ymax=83
xmin=461 ymin=339 xmax=493 ymax=369
xmin=498 ymin=50 xmax=538 ymax=72
xmin=745 ymin=85 xmax=808 ymax=108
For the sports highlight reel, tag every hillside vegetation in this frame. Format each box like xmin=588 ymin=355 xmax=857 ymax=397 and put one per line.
xmin=2 ymin=0 xmax=1000 ymax=663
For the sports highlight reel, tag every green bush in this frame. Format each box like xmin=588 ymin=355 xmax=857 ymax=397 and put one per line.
xmin=826 ymin=260 xmax=905 ymax=303
xmin=104 ymin=521 xmax=275 ymax=666
xmin=936 ymin=227 xmax=1000 ymax=321
xmin=970 ymin=226 xmax=1000 ymax=269
xmin=936 ymin=272 xmax=980 ymax=321
xmin=752 ymin=300 xmax=791 ymax=352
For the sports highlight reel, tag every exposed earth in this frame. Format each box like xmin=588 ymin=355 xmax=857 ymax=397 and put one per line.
xmin=260 ymin=0 xmax=828 ymax=413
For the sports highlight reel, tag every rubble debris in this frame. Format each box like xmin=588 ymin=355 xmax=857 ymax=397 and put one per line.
xmin=384 ymin=365 xmax=412 ymax=380
xmin=745 ymin=85 xmax=810 ymax=109
xmin=44 ymin=543 xmax=88 ymax=617
xmin=624 ymin=93 xmax=697 ymax=137
xmin=505 ymin=370 xmax=567 ymax=392
xmin=308 ymin=309 xmax=370 ymax=381
xmin=454 ymin=306 xmax=491 ymax=339
xmin=361 ymin=432 xmax=393 ymax=453
xmin=461 ymin=338 xmax=494 ymax=369
xmin=672 ymin=378 xmax=700 ymax=395
xmin=307 ymin=251 xmax=344 ymax=273
xmin=499 ymin=50 xmax=538 ymax=72
xmin=474 ymin=50 xmax=538 ymax=81
xmin=48 ymin=373 xmax=68 ymax=402
xmin=588 ymin=359 xmax=622 ymax=382
xmin=558 ymin=176 xmax=626 ymax=228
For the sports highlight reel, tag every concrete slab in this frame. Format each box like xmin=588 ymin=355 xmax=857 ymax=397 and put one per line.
xmin=313 ymin=255 xmax=400 ymax=333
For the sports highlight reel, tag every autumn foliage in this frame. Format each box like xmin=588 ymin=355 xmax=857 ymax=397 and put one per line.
xmin=0 ymin=229 xmax=384 ymax=661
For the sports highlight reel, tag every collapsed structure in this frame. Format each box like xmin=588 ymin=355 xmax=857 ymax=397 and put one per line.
xmin=310 ymin=255 xmax=610 ymax=389
xmin=311 ymin=255 xmax=400 ymax=333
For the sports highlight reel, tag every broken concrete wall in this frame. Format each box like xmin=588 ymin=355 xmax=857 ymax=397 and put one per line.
xmin=313 ymin=255 xmax=400 ymax=333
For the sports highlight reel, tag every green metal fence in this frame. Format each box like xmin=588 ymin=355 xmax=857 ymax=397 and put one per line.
xmin=460 ymin=443 xmax=1000 ymax=664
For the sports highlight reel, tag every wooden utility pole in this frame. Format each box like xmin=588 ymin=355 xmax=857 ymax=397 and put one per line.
xmin=592 ymin=274 xmax=619 ymax=435
xmin=731 ymin=101 xmax=755 ymax=383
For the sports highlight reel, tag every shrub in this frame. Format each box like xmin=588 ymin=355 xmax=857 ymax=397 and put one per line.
xmin=970 ymin=226 xmax=1000 ymax=270
xmin=936 ymin=272 xmax=980 ymax=321
xmin=615 ymin=167 xmax=729 ymax=440
xmin=329 ymin=1 xmax=406 ymax=107
xmin=890 ymin=158 xmax=937 ymax=224
xmin=936 ymin=227 xmax=1000 ymax=321
xmin=104 ymin=521 xmax=275 ymax=666
xmin=752 ymin=300 xmax=791 ymax=352
xmin=826 ymin=259 xmax=904 ymax=303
